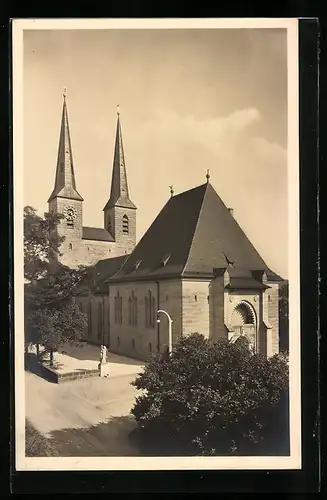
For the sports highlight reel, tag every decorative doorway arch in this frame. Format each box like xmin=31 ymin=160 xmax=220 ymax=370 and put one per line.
xmin=230 ymin=300 xmax=257 ymax=351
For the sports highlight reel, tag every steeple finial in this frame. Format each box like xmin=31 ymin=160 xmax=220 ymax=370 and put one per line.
xmin=206 ymin=169 xmax=210 ymax=183
xmin=169 ymin=185 xmax=174 ymax=197
xmin=63 ymin=86 xmax=67 ymax=99
xmin=117 ymin=104 xmax=120 ymax=115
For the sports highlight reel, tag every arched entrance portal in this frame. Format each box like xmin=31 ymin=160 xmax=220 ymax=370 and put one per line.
xmin=230 ymin=301 xmax=257 ymax=352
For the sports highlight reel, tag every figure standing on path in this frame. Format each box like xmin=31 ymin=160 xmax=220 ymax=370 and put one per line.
xmin=100 ymin=344 xmax=107 ymax=364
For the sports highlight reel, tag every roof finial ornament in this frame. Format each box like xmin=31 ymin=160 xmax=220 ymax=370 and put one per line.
xmin=63 ymin=86 xmax=67 ymax=99
xmin=117 ymin=104 xmax=120 ymax=116
xmin=206 ymin=169 xmax=210 ymax=183
xmin=169 ymin=185 xmax=174 ymax=197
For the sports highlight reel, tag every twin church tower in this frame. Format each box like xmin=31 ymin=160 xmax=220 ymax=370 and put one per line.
xmin=48 ymin=92 xmax=137 ymax=268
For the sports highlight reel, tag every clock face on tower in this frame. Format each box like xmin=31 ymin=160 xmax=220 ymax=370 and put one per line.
xmin=63 ymin=205 xmax=77 ymax=222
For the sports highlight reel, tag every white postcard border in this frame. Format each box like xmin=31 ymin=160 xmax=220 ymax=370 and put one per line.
xmin=13 ymin=17 xmax=300 ymax=472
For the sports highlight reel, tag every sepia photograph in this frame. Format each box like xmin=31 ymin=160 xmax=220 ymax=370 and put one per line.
xmin=13 ymin=18 xmax=300 ymax=471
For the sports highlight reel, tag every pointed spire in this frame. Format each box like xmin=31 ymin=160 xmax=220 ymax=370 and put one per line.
xmin=104 ymin=107 xmax=136 ymax=210
xmin=48 ymin=90 xmax=83 ymax=202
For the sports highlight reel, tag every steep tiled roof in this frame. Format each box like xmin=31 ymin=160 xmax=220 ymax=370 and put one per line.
xmin=226 ymin=278 xmax=270 ymax=290
xmin=80 ymin=254 xmax=130 ymax=294
xmin=82 ymin=226 xmax=114 ymax=242
xmin=109 ymin=182 xmax=282 ymax=283
xmin=108 ymin=184 xmax=207 ymax=282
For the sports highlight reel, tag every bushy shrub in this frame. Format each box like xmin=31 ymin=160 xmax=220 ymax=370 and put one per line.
xmin=131 ymin=333 xmax=289 ymax=456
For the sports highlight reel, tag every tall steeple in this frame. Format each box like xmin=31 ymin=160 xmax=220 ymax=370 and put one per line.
xmin=48 ymin=90 xmax=83 ymax=202
xmin=103 ymin=106 xmax=137 ymax=253
xmin=103 ymin=105 xmax=136 ymax=210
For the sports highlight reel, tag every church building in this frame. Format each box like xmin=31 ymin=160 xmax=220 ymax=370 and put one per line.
xmin=49 ymin=92 xmax=285 ymax=360
xmin=106 ymin=174 xmax=283 ymax=360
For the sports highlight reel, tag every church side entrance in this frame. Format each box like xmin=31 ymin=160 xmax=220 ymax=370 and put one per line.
xmin=230 ymin=301 xmax=257 ymax=352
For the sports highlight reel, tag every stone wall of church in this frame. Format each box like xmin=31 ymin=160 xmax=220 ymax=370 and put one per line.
xmin=158 ymin=279 xmax=183 ymax=348
xmin=49 ymin=199 xmax=134 ymax=268
xmin=108 ymin=280 xmax=182 ymax=361
xmin=266 ymin=282 xmax=279 ymax=356
xmin=59 ymin=239 xmax=117 ymax=268
xmin=208 ymin=280 xmax=280 ymax=357
xmin=77 ymin=294 xmax=110 ymax=347
xmin=181 ymin=280 xmax=210 ymax=338
xmin=105 ymin=206 xmax=136 ymax=255
xmin=49 ymin=197 xmax=83 ymax=241
xmin=208 ymin=277 xmax=225 ymax=341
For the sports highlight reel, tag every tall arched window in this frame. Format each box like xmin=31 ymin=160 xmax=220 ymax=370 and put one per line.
xmin=114 ymin=295 xmax=117 ymax=324
xmin=134 ymin=294 xmax=138 ymax=326
xmin=88 ymin=302 xmax=92 ymax=338
xmin=129 ymin=292 xmax=138 ymax=326
xmin=97 ymin=302 xmax=103 ymax=340
xmin=128 ymin=296 xmax=132 ymax=324
xmin=107 ymin=217 xmax=112 ymax=234
xmin=145 ymin=295 xmax=148 ymax=326
xmin=122 ymin=215 xmax=129 ymax=234
xmin=114 ymin=291 xmax=123 ymax=325
xmin=69 ymin=243 xmax=73 ymax=250
xmin=145 ymin=290 xmax=155 ymax=328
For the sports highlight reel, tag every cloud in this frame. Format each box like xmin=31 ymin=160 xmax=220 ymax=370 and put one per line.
xmin=251 ymin=136 xmax=287 ymax=164
xmin=133 ymin=107 xmax=261 ymax=152
xmin=126 ymin=108 xmax=288 ymax=277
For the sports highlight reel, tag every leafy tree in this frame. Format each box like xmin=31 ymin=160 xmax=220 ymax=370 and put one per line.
xmin=131 ymin=333 xmax=289 ymax=456
xmin=28 ymin=300 xmax=88 ymax=367
xmin=24 ymin=206 xmax=89 ymax=362
xmin=24 ymin=206 xmax=65 ymax=283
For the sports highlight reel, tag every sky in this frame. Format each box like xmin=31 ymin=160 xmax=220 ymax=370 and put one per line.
xmin=23 ymin=28 xmax=288 ymax=278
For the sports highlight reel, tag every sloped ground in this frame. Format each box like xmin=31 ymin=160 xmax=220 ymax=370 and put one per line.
xmin=25 ymin=347 xmax=145 ymax=456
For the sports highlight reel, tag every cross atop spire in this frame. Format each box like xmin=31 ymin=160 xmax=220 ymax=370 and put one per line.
xmin=103 ymin=108 xmax=136 ymax=210
xmin=48 ymin=92 xmax=83 ymax=202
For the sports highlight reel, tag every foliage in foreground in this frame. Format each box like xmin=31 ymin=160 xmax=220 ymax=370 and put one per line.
xmin=131 ymin=333 xmax=289 ymax=456
xmin=26 ymin=300 xmax=88 ymax=365
xmin=25 ymin=420 xmax=59 ymax=457
xmin=24 ymin=206 xmax=90 ymax=362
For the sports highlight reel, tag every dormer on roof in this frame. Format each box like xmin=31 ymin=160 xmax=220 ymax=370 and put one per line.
xmin=133 ymin=260 xmax=142 ymax=271
xmin=160 ymin=254 xmax=171 ymax=267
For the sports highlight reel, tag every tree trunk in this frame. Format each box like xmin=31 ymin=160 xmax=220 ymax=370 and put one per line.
xmin=50 ymin=348 xmax=54 ymax=367
xmin=36 ymin=343 xmax=40 ymax=361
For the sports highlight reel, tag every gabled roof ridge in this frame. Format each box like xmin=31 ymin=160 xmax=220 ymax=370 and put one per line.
xmin=173 ymin=182 xmax=208 ymax=199
xmin=181 ymin=183 xmax=209 ymax=276
xmin=104 ymin=253 xmax=131 ymax=283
